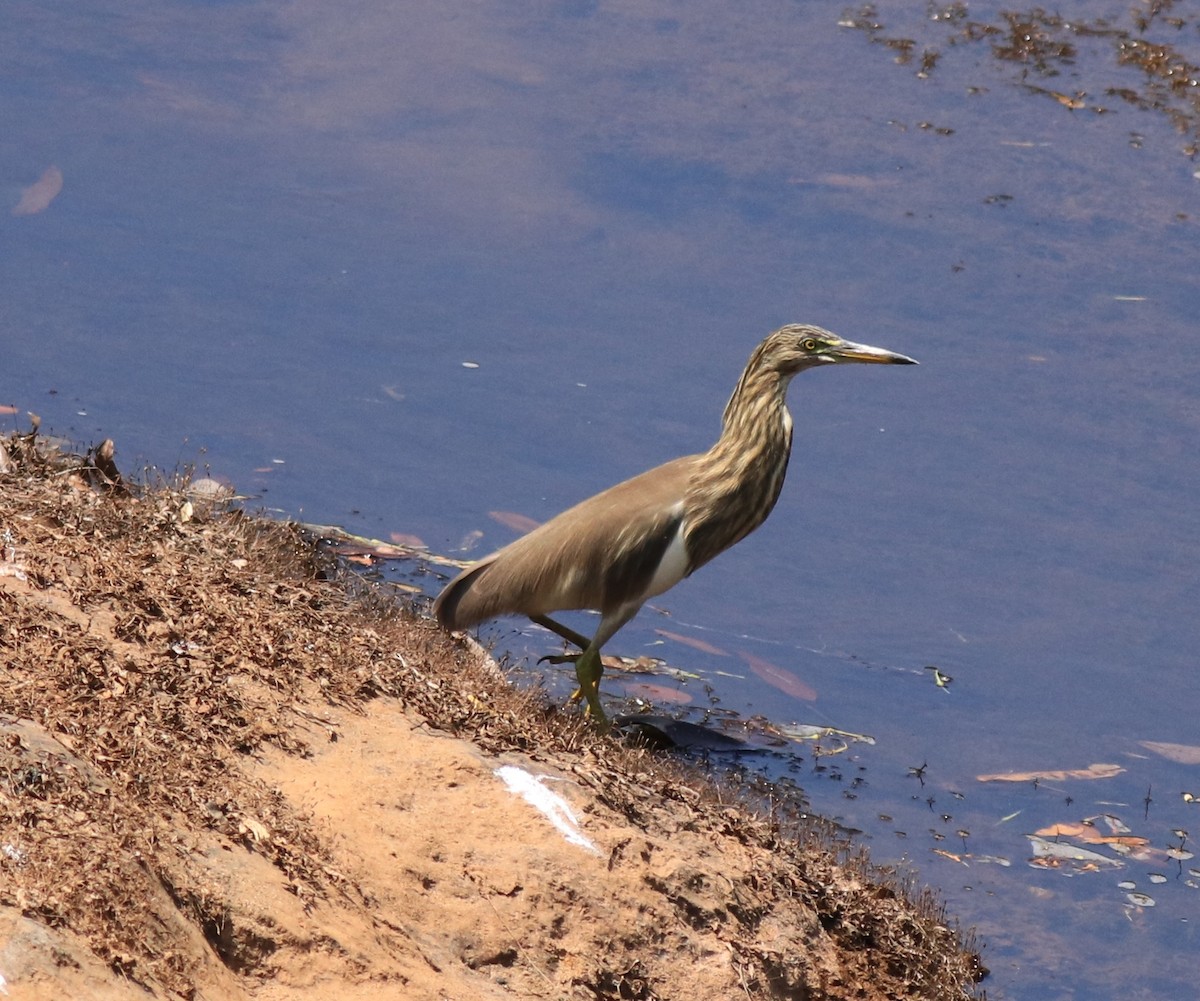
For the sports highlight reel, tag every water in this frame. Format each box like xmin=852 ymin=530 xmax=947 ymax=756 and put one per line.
xmin=4 ymin=2 xmax=1199 ymax=997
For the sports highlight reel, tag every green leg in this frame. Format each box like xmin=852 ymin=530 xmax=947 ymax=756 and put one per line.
xmin=572 ymin=645 xmax=609 ymax=729
xmin=530 ymin=614 xmax=592 ymax=652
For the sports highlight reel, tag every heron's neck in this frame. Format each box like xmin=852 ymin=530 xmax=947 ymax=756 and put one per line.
xmin=716 ymin=362 xmax=795 ymax=455
xmin=683 ymin=364 xmax=796 ymax=569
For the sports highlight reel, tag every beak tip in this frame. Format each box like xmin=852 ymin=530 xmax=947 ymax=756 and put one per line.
xmin=835 ymin=339 xmax=919 ymax=366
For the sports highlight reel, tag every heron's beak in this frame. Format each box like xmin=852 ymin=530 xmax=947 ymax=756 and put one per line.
xmin=829 ymin=339 xmax=918 ymax=365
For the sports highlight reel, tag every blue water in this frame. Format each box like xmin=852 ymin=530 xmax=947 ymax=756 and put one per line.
xmin=4 ymin=2 xmax=1199 ymax=997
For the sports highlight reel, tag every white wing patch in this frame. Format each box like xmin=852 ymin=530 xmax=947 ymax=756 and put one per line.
xmin=644 ymin=519 xmax=690 ymax=599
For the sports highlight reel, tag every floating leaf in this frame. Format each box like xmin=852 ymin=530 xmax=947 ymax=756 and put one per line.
xmin=1050 ymin=89 xmax=1086 ymax=109
xmin=1091 ymin=814 xmax=1132 ymax=835
xmin=488 ymin=510 xmax=540 ymax=534
xmin=1085 ymin=835 xmax=1149 ymax=849
xmin=598 ymin=654 xmax=678 ymax=677
xmin=12 ymin=165 xmax=63 ymax=216
xmin=978 ymin=763 xmax=1125 ymax=783
xmin=328 ymin=539 xmax=414 ymax=560
xmin=457 ymin=529 xmax=484 ymax=552
xmin=775 ymin=722 xmax=875 ymax=746
xmin=618 ymin=681 xmax=691 ymax=705
xmin=933 ymin=848 xmax=968 ymax=865
xmin=1139 ymin=740 xmax=1200 ymax=765
xmin=740 ymin=651 xmax=817 ymax=702
xmin=1126 ymin=892 xmax=1155 ymax=907
xmin=388 ymin=532 xmax=427 ymax=549
xmin=1035 ymin=822 xmax=1090 ymax=838
xmin=654 ymin=628 xmax=728 ymax=656
xmin=1027 ymin=835 xmax=1123 ymax=870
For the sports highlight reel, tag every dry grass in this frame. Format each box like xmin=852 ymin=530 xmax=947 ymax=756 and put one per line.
xmin=0 ymin=427 xmax=986 ymax=999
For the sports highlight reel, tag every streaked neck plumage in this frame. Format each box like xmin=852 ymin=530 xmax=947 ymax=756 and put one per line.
xmin=682 ymin=344 xmax=798 ymax=571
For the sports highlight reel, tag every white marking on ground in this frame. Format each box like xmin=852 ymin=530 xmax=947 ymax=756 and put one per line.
xmin=494 ymin=765 xmax=600 ymax=855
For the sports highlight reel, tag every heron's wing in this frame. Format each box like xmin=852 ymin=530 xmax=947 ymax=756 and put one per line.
xmin=434 ymin=455 xmax=699 ymax=628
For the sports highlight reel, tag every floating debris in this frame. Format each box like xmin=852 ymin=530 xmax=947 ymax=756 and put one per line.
xmin=12 ymin=165 xmax=63 ymax=216
xmin=740 ymin=651 xmax=817 ymax=702
xmin=978 ymin=763 xmax=1125 ymax=783
xmin=1027 ymin=834 xmax=1123 ymax=871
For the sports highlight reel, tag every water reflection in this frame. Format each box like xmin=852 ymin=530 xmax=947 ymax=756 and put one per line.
xmin=5 ymin=1 xmax=1200 ymax=998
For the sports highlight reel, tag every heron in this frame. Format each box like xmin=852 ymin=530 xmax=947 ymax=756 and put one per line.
xmin=434 ymin=323 xmax=916 ymax=725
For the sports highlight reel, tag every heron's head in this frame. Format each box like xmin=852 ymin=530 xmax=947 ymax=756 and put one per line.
xmin=763 ymin=324 xmax=918 ymax=375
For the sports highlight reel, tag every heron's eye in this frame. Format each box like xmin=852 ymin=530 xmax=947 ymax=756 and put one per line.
xmin=802 ymin=338 xmax=817 ymax=352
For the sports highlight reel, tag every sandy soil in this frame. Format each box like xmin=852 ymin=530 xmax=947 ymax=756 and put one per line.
xmin=0 ymin=428 xmax=985 ymax=999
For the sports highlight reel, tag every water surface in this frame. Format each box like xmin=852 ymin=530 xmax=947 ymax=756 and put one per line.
xmin=4 ymin=3 xmax=1199 ymax=997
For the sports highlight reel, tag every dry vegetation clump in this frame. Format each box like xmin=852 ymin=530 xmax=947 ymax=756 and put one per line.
xmin=0 ymin=427 xmax=986 ymax=1000
xmin=0 ymin=431 xmax=390 ymax=985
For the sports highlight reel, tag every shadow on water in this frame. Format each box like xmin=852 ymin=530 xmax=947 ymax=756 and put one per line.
xmin=5 ymin=1 xmax=1200 ymax=997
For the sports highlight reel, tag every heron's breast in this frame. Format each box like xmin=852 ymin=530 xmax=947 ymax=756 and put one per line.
xmin=643 ymin=523 xmax=690 ymax=599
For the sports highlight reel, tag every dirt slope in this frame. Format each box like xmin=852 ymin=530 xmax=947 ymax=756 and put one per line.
xmin=0 ymin=429 xmax=985 ymax=1000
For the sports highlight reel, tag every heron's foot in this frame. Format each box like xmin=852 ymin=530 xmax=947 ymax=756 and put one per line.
xmin=565 ymin=684 xmax=609 ymax=729
xmin=572 ymin=646 xmax=609 ymax=729
xmin=536 ymin=646 xmax=609 ymax=728
xmin=537 ymin=653 xmax=588 ymax=701
xmin=537 ymin=651 xmax=588 ymax=692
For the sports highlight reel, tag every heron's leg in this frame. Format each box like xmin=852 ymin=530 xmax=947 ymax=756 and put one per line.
xmin=573 ymin=644 xmax=608 ymax=727
xmin=543 ymin=605 xmax=638 ymax=728
xmin=530 ymin=620 xmax=603 ymax=716
xmin=530 ymin=614 xmax=591 ymax=651
xmin=532 ymin=615 xmax=607 ymax=713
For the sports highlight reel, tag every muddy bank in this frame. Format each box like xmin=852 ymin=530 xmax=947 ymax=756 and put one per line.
xmin=0 ymin=428 xmax=984 ymax=999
